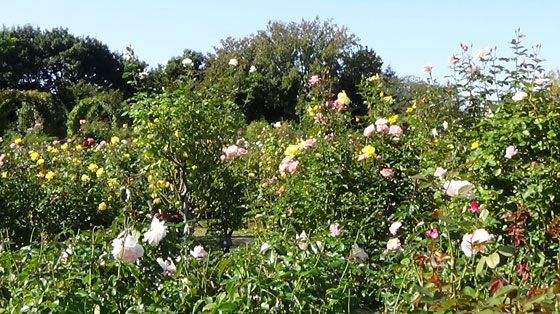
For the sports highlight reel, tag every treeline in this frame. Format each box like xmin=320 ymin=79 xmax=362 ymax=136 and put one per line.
xmin=0 ymin=18 xmax=394 ymax=137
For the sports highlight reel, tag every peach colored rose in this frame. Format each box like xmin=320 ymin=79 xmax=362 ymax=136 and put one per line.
xmin=380 ymin=168 xmax=394 ymax=178
xmin=388 ymin=125 xmax=403 ymax=137
xmin=363 ymin=124 xmax=375 ymax=137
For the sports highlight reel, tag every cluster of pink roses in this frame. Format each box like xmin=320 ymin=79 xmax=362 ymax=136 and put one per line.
xmin=220 ymin=145 xmax=247 ymax=161
xmin=363 ymin=118 xmax=403 ymax=138
xmin=278 ymin=155 xmax=299 ymax=174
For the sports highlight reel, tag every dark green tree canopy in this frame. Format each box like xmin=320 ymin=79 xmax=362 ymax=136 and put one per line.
xmin=203 ymin=18 xmax=385 ymax=122
xmin=0 ymin=25 xmax=128 ymax=95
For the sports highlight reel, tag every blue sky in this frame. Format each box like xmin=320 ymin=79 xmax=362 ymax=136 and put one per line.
xmin=2 ymin=1 xmax=558 ymax=81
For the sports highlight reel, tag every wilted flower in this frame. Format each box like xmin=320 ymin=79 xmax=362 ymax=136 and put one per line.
xmin=156 ymin=257 xmax=177 ymax=276
xmin=461 ymin=229 xmax=493 ymax=257
xmin=351 ymin=244 xmax=368 ymax=261
xmin=474 ymin=47 xmax=492 ymax=60
xmin=423 ymin=64 xmax=433 ymax=72
xmin=259 ymin=242 xmax=271 ymax=253
xmin=443 ymin=180 xmax=475 ymax=198
xmin=434 ymin=167 xmax=447 ymax=180
xmin=329 ymin=223 xmax=341 ymax=237
xmin=111 ymin=233 xmax=144 ymax=263
xmin=190 ymin=245 xmax=208 ymax=258
xmin=388 ymin=125 xmax=403 ymax=137
xmin=363 ymin=124 xmax=375 ymax=137
xmin=512 ymin=91 xmax=528 ymax=102
xmin=387 ymin=238 xmax=401 ymax=251
xmin=504 ymin=145 xmax=518 ymax=159
xmin=389 ymin=221 xmax=402 ymax=235
xmin=228 ymin=58 xmax=238 ymax=66
xmin=143 ymin=216 xmax=167 ymax=247
xmin=380 ymin=168 xmax=394 ymax=178
xmin=426 ymin=228 xmax=439 ymax=239
xmin=296 ymin=231 xmax=308 ymax=250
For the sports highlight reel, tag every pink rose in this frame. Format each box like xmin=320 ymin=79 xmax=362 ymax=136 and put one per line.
xmin=219 ymin=155 xmax=226 ymax=161
xmin=470 ymin=200 xmax=479 ymax=212
xmin=79 ymin=119 xmax=87 ymax=125
xmin=286 ymin=160 xmax=299 ymax=174
xmin=96 ymin=140 xmax=106 ymax=151
xmin=423 ymin=64 xmax=433 ymax=72
xmin=380 ymin=168 xmax=394 ymax=178
xmin=530 ymin=161 xmax=536 ymax=168
xmin=190 ymin=245 xmax=208 ymax=258
xmin=387 ymin=238 xmax=401 ymax=251
xmin=277 ymin=185 xmax=285 ymax=194
xmin=224 ymin=145 xmax=239 ymax=157
xmin=302 ymin=138 xmax=316 ymax=149
xmin=389 ymin=221 xmax=402 ymax=235
xmin=309 ymin=75 xmax=320 ymax=86
xmin=9 ymin=143 xmax=16 ymax=149
xmin=0 ymin=153 xmax=5 ymax=162
xmin=358 ymin=153 xmax=369 ymax=162
xmin=388 ymin=125 xmax=403 ymax=137
xmin=329 ymin=223 xmax=341 ymax=237
xmin=363 ymin=124 xmax=375 ymax=137
xmin=375 ymin=155 xmax=382 ymax=161
xmin=87 ymin=137 xmax=95 ymax=144
xmin=0 ymin=137 xmax=3 ymax=143
xmin=288 ymin=207 xmax=294 ymax=215
xmin=426 ymin=228 xmax=439 ymax=239
xmin=504 ymin=145 xmax=518 ymax=159
xmin=375 ymin=118 xmax=389 ymax=133
xmin=448 ymin=54 xmax=460 ymax=64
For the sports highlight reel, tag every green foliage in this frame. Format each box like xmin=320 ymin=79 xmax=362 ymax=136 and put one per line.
xmin=0 ymin=25 xmax=129 ymax=96
xmin=0 ymin=89 xmax=66 ymax=136
xmin=204 ymin=18 xmax=384 ymax=122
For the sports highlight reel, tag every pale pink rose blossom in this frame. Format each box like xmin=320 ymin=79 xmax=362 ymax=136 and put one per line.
xmin=156 ymin=257 xmax=177 ymax=276
xmin=423 ymin=64 xmax=433 ymax=72
xmin=329 ymin=223 xmax=341 ymax=237
xmin=224 ymin=145 xmax=239 ymax=157
xmin=389 ymin=221 xmax=402 ymax=235
xmin=219 ymin=155 xmax=226 ymax=161
xmin=111 ymin=233 xmax=144 ymax=263
xmin=79 ymin=119 xmax=86 ymax=125
xmin=433 ymin=167 xmax=447 ymax=180
xmin=358 ymin=153 xmax=369 ymax=162
xmin=9 ymin=143 xmax=16 ymax=149
xmin=286 ymin=160 xmax=299 ymax=174
xmin=288 ymin=207 xmax=294 ymax=215
xmin=448 ymin=54 xmax=460 ymax=64
xmin=96 ymin=140 xmax=106 ymax=151
xmin=375 ymin=118 xmax=389 ymax=133
xmin=309 ymin=75 xmax=320 ymax=86
xmin=375 ymin=155 xmax=382 ymax=161
xmin=0 ymin=137 xmax=3 ymax=143
xmin=504 ymin=145 xmax=518 ymax=159
xmin=388 ymin=125 xmax=403 ymax=137
xmin=387 ymin=238 xmax=401 ymax=251
xmin=380 ymin=168 xmax=394 ymax=178
xmin=190 ymin=245 xmax=208 ymax=258
xmin=426 ymin=228 xmax=439 ymax=239
xmin=363 ymin=124 xmax=375 ymax=137
xmin=302 ymin=138 xmax=316 ymax=149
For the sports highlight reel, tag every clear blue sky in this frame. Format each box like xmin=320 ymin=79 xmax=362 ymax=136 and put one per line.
xmin=2 ymin=0 xmax=558 ymax=81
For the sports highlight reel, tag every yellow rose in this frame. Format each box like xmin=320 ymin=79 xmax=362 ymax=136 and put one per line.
xmin=61 ymin=143 xmax=69 ymax=151
xmin=361 ymin=145 xmax=376 ymax=157
xmin=81 ymin=174 xmax=90 ymax=182
xmin=45 ymin=171 xmax=55 ymax=181
xmin=337 ymin=90 xmax=351 ymax=105
xmin=37 ymin=158 xmax=45 ymax=165
xmin=1 ymin=172 xmax=7 ymax=178
xmin=88 ymin=163 xmax=99 ymax=172
xmin=388 ymin=114 xmax=399 ymax=124
xmin=284 ymin=144 xmax=301 ymax=156
xmin=14 ymin=138 xmax=22 ymax=145
xmin=111 ymin=136 xmax=120 ymax=145
xmin=406 ymin=107 xmax=413 ymax=113
xmin=471 ymin=141 xmax=479 ymax=149
xmin=36 ymin=172 xmax=45 ymax=178
xmin=98 ymin=202 xmax=107 ymax=211
xmin=29 ymin=151 xmax=40 ymax=161
xmin=96 ymin=168 xmax=104 ymax=178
